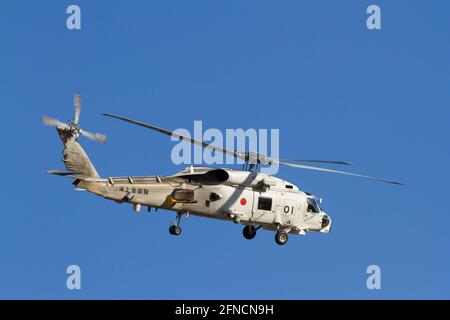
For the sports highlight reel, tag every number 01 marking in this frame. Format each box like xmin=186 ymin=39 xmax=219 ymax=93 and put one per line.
xmin=284 ymin=205 xmax=294 ymax=214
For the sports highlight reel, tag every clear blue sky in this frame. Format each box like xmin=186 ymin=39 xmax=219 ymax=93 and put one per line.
xmin=0 ymin=0 xmax=449 ymax=299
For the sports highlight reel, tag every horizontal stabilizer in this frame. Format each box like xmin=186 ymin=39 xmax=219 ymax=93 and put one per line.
xmin=46 ymin=170 xmax=106 ymax=182
xmin=47 ymin=170 xmax=75 ymax=176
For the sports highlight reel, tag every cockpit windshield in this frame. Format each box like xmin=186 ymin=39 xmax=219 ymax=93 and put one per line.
xmin=307 ymin=197 xmax=321 ymax=213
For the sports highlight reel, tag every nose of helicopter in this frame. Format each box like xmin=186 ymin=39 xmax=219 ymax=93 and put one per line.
xmin=320 ymin=213 xmax=332 ymax=233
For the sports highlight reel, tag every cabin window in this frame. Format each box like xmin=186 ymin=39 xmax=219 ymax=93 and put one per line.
xmin=258 ymin=197 xmax=272 ymax=211
xmin=132 ymin=188 xmax=136 ymax=193
xmin=138 ymin=189 xmax=143 ymax=194
xmin=144 ymin=189 xmax=149 ymax=195
xmin=285 ymin=185 xmax=293 ymax=189
xmin=119 ymin=187 xmax=124 ymax=192
xmin=173 ymin=189 xmax=194 ymax=201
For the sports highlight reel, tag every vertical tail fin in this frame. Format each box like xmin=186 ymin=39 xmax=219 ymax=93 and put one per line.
xmin=62 ymin=136 xmax=100 ymax=178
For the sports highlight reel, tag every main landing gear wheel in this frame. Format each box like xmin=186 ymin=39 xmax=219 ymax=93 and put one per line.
xmin=275 ymin=231 xmax=288 ymax=245
xmin=242 ymin=225 xmax=256 ymax=240
xmin=169 ymin=225 xmax=182 ymax=236
xmin=169 ymin=212 xmax=183 ymax=236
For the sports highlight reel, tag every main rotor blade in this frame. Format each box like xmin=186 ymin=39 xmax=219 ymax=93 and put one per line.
xmin=276 ymin=160 xmax=404 ymax=185
xmin=103 ymin=113 xmax=241 ymax=159
xmin=80 ymin=129 xmax=107 ymax=143
xmin=43 ymin=116 xmax=69 ymax=130
xmin=280 ymin=159 xmax=352 ymax=166
xmin=74 ymin=94 xmax=81 ymax=125
xmin=102 ymin=113 xmax=403 ymax=185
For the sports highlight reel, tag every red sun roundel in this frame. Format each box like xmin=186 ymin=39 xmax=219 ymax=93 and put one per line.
xmin=240 ymin=198 xmax=247 ymax=206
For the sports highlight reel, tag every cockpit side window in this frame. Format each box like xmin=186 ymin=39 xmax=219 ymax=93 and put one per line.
xmin=307 ymin=198 xmax=320 ymax=213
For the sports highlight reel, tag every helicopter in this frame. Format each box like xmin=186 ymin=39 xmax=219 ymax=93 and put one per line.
xmin=43 ymin=95 xmax=403 ymax=245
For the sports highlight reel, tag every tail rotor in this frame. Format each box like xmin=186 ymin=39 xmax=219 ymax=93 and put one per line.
xmin=43 ymin=94 xmax=106 ymax=143
xmin=73 ymin=94 xmax=81 ymax=126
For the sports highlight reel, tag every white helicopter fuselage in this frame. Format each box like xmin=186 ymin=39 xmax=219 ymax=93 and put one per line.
xmin=77 ymin=166 xmax=331 ymax=236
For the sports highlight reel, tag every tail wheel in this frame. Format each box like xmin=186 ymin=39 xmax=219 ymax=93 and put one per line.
xmin=275 ymin=231 xmax=288 ymax=245
xmin=242 ymin=225 xmax=256 ymax=240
